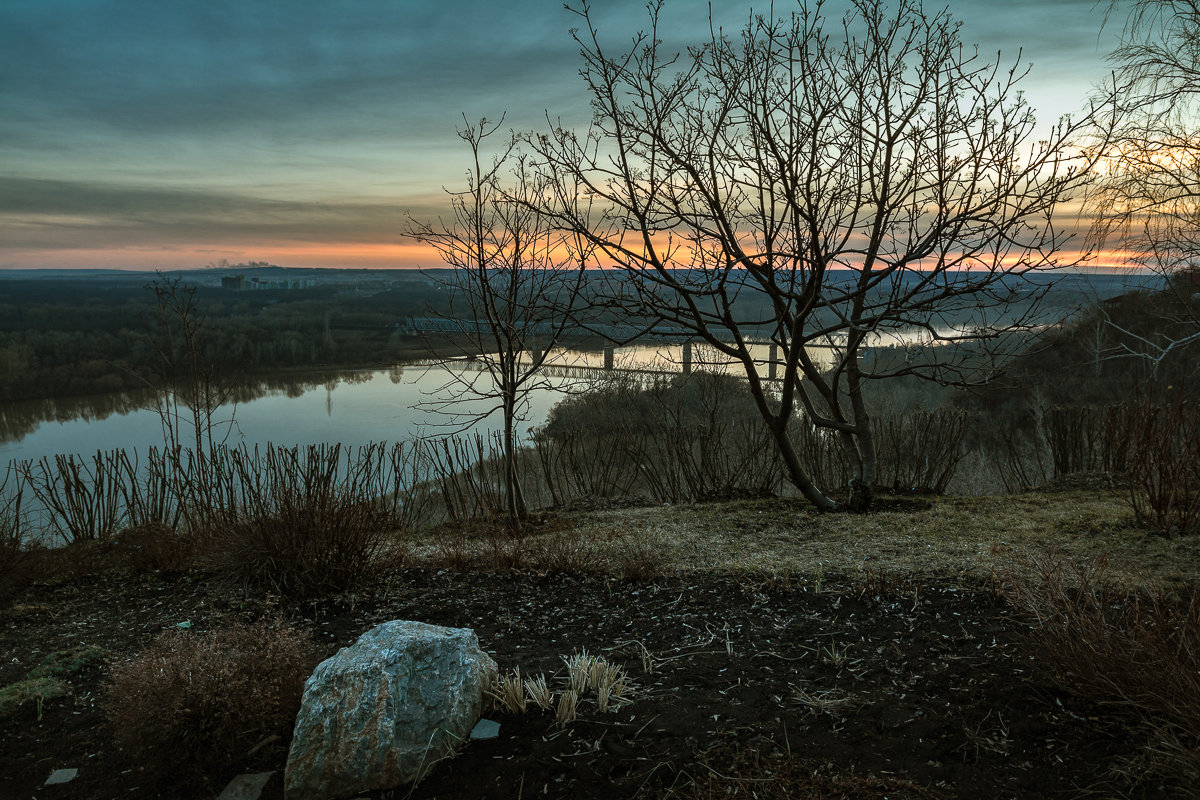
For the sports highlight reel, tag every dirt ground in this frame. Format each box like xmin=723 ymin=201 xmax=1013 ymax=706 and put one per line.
xmin=0 ymin=551 xmax=1146 ymax=800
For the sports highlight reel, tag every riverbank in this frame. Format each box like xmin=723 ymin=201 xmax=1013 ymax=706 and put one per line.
xmin=1 ymin=490 xmax=1194 ymax=799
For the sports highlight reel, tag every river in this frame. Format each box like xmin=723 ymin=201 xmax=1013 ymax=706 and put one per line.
xmin=0 ymin=363 xmax=564 ymax=467
xmin=0 ymin=332 xmax=949 ymax=467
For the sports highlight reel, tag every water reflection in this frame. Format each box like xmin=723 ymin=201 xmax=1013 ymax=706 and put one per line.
xmin=0 ymin=368 xmax=369 ymax=446
xmin=0 ymin=333 xmax=960 ymax=465
xmin=0 ymin=364 xmax=567 ymax=467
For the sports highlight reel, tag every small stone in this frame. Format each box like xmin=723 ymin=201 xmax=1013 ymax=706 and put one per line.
xmin=470 ymin=719 xmax=500 ymax=740
xmin=44 ymin=769 xmax=78 ymax=786
xmin=217 ymin=772 xmax=274 ymax=800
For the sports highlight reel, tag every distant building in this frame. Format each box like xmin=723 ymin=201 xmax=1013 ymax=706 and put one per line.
xmin=222 ymin=272 xmax=317 ymax=291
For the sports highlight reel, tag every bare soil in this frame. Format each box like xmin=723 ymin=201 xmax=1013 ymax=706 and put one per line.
xmin=0 ymin=496 xmax=1165 ymax=799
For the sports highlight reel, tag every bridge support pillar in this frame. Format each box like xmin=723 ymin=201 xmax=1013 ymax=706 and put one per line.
xmin=604 ymin=346 xmax=614 ymax=370
xmin=683 ymin=341 xmax=693 ymax=374
xmin=769 ymin=343 xmax=778 ymax=380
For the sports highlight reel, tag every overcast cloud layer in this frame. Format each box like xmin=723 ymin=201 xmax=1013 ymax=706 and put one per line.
xmin=0 ymin=0 xmax=1119 ymax=269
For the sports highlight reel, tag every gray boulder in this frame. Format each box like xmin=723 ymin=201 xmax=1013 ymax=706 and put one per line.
xmin=284 ymin=620 xmax=497 ymax=800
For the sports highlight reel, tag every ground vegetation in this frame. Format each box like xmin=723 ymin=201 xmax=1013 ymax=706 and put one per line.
xmin=1 ymin=492 xmax=1197 ymax=799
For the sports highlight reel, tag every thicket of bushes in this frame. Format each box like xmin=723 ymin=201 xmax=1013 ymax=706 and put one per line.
xmin=531 ymin=372 xmax=967 ymax=504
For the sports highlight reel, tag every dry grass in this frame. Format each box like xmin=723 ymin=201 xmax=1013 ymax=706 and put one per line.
xmin=670 ymin=744 xmax=942 ymax=800
xmin=490 ymin=667 xmax=527 ymax=714
xmin=0 ymin=645 xmax=106 ymax=720
xmin=102 ymin=618 xmax=319 ymax=773
xmin=555 ymin=689 xmax=578 ymax=726
xmin=489 ymin=650 xmax=634 ymax=724
xmin=1015 ymin=557 xmax=1200 ymax=797
xmin=405 ymin=515 xmax=669 ymax=577
xmin=576 ymin=492 xmax=1200 ymax=589
xmin=399 ymin=491 xmax=1200 ymax=590
xmin=524 ymin=674 xmax=554 ymax=710
xmin=790 ymin=685 xmax=858 ymax=718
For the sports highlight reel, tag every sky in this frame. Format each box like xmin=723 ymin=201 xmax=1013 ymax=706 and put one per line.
xmin=0 ymin=0 xmax=1124 ymax=271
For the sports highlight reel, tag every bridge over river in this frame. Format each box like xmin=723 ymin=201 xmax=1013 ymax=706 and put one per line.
xmin=405 ymin=317 xmax=888 ymax=380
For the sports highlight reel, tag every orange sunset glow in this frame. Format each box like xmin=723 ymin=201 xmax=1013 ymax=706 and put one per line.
xmin=0 ymin=1 xmax=1144 ymax=273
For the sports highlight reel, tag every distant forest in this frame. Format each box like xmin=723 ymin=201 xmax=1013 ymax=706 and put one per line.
xmin=0 ymin=273 xmax=449 ymax=403
xmin=0 ymin=268 xmax=1164 ymax=405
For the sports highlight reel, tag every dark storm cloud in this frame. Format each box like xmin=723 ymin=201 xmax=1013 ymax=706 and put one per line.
xmin=951 ymin=1 xmax=1115 ymax=85
xmin=0 ymin=0 xmax=1110 ymax=145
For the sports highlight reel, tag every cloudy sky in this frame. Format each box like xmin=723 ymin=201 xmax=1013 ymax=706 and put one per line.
xmin=0 ymin=0 xmax=1122 ymax=271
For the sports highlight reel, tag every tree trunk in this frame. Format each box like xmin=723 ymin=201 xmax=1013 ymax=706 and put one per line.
xmin=502 ymin=392 xmax=528 ymax=526
xmin=769 ymin=422 xmax=842 ymax=512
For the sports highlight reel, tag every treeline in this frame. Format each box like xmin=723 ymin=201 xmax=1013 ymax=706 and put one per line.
xmin=962 ymin=275 xmax=1200 ymax=440
xmin=0 ymin=278 xmax=450 ymax=402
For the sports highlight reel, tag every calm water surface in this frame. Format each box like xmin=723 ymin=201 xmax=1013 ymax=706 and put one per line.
xmin=0 ymin=362 xmax=571 ymax=466
xmin=0 ymin=334 xmax=932 ymax=466
xmin=0 ymin=340 xmax=728 ymax=465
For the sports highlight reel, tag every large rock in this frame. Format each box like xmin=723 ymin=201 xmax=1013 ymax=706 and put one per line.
xmin=284 ymin=620 xmax=497 ymax=800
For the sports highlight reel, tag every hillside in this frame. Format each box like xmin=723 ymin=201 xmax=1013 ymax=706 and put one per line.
xmin=2 ymin=491 xmax=1196 ymax=800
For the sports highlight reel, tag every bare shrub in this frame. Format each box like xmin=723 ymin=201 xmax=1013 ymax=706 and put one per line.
xmin=1017 ymin=558 xmax=1200 ymax=796
xmin=610 ymin=533 xmax=666 ymax=581
xmin=528 ymin=531 xmax=601 ymax=574
xmin=424 ymin=434 xmax=507 ymax=521
xmin=872 ymin=409 xmax=966 ymax=494
xmin=1122 ymin=396 xmax=1200 ymax=536
xmin=103 ymin=618 xmax=318 ymax=772
xmin=195 ymin=444 xmax=403 ymax=598
xmin=533 ymin=423 xmax=636 ymax=503
xmin=539 ymin=373 xmax=784 ymax=505
xmin=427 ymin=526 xmax=477 ymax=570
xmin=0 ymin=463 xmax=31 ymax=604
xmin=787 ymin=420 xmax=851 ymax=495
xmin=982 ymin=402 xmax=1053 ymax=493
xmin=482 ymin=526 xmax=528 ymax=570
xmin=116 ymin=447 xmax=184 ymax=531
xmin=1045 ymin=404 xmax=1130 ymax=478
xmin=110 ymin=522 xmax=193 ymax=573
xmin=20 ymin=451 xmax=125 ymax=544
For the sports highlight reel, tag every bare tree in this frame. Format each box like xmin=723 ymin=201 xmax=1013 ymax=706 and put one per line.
xmin=1091 ymin=0 xmax=1200 ymax=372
xmin=407 ymin=117 xmax=593 ymax=524
xmin=530 ymin=0 xmax=1100 ymax=511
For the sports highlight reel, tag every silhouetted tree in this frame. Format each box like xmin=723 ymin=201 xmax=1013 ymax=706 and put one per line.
xmin=530 ymin=0 xmax=1101 ymax=511
xmin=1092 ymin=0 xmax=1200 ymax=375
xmin=407 ymin=117 xmax=594 ymax=524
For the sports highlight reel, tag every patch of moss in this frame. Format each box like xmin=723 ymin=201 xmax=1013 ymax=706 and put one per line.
xmin=26 ymin=645 xmax=107 ymax=681
xmin=0 ymin=645 xmax=106 ymax=719
xmin=0 ymin=676 xmax=70 ymax=718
